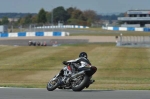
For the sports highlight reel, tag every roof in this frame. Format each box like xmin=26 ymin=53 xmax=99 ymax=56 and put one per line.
xmin=128 ymin=9 xmax=150 ymax=11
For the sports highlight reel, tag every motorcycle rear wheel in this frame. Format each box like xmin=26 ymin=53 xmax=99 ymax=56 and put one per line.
xmin=72 ymin=75 xmax=89 ymax=91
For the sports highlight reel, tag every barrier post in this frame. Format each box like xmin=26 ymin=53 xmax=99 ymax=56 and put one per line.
xmin=120 ymin=33 xmax=122 ymax=45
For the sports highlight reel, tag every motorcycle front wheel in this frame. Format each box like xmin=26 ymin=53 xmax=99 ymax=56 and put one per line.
xmin=47 ymin=78 xmax=59 ymax=91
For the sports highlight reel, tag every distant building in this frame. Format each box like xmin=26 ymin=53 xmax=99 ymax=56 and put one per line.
xmin=8 ymin=18 xmax=19 ymax=22
xmin=0 ymin=25 xmax=8 ymax=33
xmin=118 ymin=10 xmax=150 ymax=27
xmin=0 ymin=18 xmax=19 ymax=22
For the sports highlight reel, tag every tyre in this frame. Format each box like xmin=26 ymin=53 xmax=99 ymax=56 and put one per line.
xmin=37 ymin=42 xmax=40 ymax=46
xmin=32 ymin=42 xmax=36 ymax=46
xmin=72 ymin=75 xmax=90 ymax=91
xmin=28 ymin=41 xmax=32 ymax=46
xmin=47 ymin=78 xmax=59 ymax=91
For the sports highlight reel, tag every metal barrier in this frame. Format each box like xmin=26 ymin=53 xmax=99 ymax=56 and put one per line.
xmin=0 ymin=31 xmax=68 ymax=38
xmin=105 ymin=26 xmax=150 ymax=32
xmin=116 ymin=34 xmax=150 ymax=47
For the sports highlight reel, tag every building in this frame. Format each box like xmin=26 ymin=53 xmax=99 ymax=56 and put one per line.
xmin=0 ymin=18 xmax=19 ymax=22
xmin=0 ymin=25 xmax=8 ymax=33
xmin=118 ymin=10 xmax=150 ymax=27
xmin=8 ymin=18 xmax=19 ymax=22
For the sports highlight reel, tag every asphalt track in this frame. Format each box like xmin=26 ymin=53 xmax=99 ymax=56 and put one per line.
xmin=0 ymin=36 xmax=116 ymax=46
xmin=0 ymin=88 xmax=150 ymax=99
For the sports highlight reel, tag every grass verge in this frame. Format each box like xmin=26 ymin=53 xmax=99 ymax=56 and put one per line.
xmin=0 ymin=43 xmax=150 ymax=90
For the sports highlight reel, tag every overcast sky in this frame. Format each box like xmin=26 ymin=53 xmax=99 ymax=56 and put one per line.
xmin=0 ymin=0 xmax=150 ymax=14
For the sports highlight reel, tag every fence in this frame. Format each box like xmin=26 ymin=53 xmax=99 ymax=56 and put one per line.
xmin=103 ymin=26 xmax=150 ymax=32
xmin=36 ymin=25 xmax=89 ymax=29
xmin=116 ymin=35 xmax=150 ymax=47
xmin=0 ymin=31 xmax=68 ymax=38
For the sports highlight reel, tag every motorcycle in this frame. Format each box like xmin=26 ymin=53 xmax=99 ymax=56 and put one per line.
xmin=47 ymin=61 xmax=97 ymax=91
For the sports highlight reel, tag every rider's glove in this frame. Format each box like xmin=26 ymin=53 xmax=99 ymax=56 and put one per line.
xmin=63 ymin=61 xmax=69 ymax=65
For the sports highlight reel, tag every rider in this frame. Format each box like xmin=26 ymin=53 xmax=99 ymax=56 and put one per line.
xmin=57 ymin=52 xmax=95 ymax=85
xmin=63 ymin=52 xmax=91 ymax=74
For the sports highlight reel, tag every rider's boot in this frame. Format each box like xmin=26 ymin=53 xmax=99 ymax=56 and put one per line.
xmin=86 ymin=79 xmax=95 ymax=88
xmin=90 ymin=79 xmax=95 ymax=84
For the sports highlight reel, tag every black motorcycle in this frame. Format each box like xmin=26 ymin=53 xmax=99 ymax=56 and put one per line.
xmin=47 ymin=61 xmax=97 ymax=91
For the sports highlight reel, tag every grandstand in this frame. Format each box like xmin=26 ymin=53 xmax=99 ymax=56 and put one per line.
xmin=118 ymin=10 xmax=150 ymax=27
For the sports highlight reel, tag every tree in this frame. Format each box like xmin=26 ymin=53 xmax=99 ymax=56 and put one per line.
xmin=66 ymin=7 xmax=76 ymax=19
xmin=78 ymin=13 xmax=87 ymax=21
xmin=18 ymin=18 xmax=25 ymax=25
xmin=1 ymin=16 xmax=9 ymax=25
xmin=67 ymin=8 xmax=93 ymax=25
xmin=46 ymin=12 xmax=51 ymax=23
xmin=71 ymin=9 xmax=82 ymax=19
xmin=24 ymin=14 xmax=32 ymax=24
xmin=31 ymin=15 xmax=38 ymax=23
xmin=53 ymin=6 xmax=68 ymax=23
xmin=37 ymin=8 xmax=47 ymax=23
xmin=83 ymin=10 xmax=98 ymax=23
xmin=67 ymin=19 xmax=79 ymax=25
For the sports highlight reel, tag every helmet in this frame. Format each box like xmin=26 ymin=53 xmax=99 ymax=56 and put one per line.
xmin=79 ymin=52 xmax=88 ymax=59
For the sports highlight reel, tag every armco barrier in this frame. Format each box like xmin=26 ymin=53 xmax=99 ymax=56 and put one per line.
xmin=119 ymin=27 xmax=127 ymax=31
xmin=127 ymin=27 xmax=135 ymax=31
xmin=26 ymin=32 xmax=35 ymax=36
xmin=108 ymin=27 xmax=113 ymax=30
xmin=44 ymin=32 xmax=53 ymax=36
xmin=9 ymin=33 xmax=18 ymax=37
xmin=135 ymin=28 xmax=143 ymax=31
xmin=36 ymin=25 xmax=89 ymax=29
xmin=113 ymin=27 xmax=119 ymax=31
xmin=18 ymin=32 xmax=26 ymax=37
xmin=35 ymin=32 xmax=44 ymax=36
xmin=0 ymin=31 xmax=67 ymax=38
xmin=144 ymin=28 xmax=150 ymax=32
xmin=53 ymin=32 xmax=61 ymax=36
xmin=104 ymin=27 xmax=150 ymax=32
xmin=1 ymin=33 xmax=8 ymax=37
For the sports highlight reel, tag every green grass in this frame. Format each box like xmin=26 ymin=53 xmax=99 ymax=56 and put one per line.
xmin=9 ymin=27 xmax=150 ymax=36
xmin=0 ymin=43 xmax=150 ymax=90
xmin=68 ymin=28 xmax=150 ymax=36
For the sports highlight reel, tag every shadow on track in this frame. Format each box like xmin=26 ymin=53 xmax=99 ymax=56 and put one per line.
xmin=82 ymin=90 xmax=114 ymax=92
xmin=55 ymin=89 xmax=114 ymax=92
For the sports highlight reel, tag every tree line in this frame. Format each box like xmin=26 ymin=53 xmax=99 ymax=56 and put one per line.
xmin=0 ymin=6 xmax=100 ymax=27
xmin=0 ymin=6 xmax=125 ymax=28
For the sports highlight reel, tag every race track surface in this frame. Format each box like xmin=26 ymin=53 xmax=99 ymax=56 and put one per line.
xmin=0 ymin=36 xmax=116 ymax=46
xmin=0 ymin=88 xmax=149 ymax=99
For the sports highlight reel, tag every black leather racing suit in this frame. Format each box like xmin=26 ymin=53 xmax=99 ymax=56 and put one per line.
xmin=58 ymin=57 xmax=91 ymax=78
xmin=64 ymin=57 xmax=91 ymax=74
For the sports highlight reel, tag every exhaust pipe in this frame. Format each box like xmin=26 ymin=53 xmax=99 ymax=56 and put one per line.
xmin=71 ymin=71 xmax=85 ymax=78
